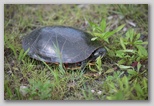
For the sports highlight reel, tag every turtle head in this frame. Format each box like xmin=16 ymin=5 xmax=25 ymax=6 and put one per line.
xmin=93 ymin=48 xmax=106 ymax=60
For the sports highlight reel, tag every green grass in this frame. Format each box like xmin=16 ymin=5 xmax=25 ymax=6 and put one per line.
xmin=4 ymin=4 xmax=148 ymax=100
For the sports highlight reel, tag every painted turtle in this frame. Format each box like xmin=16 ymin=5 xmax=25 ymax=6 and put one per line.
xmin=22 ymin=26 xmax=106 ymax=69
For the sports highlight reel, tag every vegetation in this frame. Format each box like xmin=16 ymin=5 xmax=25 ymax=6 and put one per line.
xmin=4 ymin=4 xmax=148 ymax=100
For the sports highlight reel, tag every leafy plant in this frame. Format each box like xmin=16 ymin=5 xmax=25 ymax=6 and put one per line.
xmin=127 ymin=62 xmax=147 ymax=82
xmin=88 ymin=56 xmax=105 ymax=75
xmin=104 ymin=70 xmax=148 ymax=100
xmin=121 ymin=29 xmax=148 ymax=48
xmin=116 ymin=29 xmax=148 ymax=64
xmin=89 ymin=19 xmax=125 ymax=43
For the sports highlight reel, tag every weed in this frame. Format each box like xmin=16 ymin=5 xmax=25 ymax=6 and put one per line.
xmin=89 ymin=18 xmax=125 ymax=43
xmin=116 ymin=29 xmax=148 ymax=64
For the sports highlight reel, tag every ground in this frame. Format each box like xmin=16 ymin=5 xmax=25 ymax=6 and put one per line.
xmin=4 ymin=4 xmax=148 ymax=100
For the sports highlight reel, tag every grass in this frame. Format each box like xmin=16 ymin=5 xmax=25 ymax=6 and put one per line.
xmin=4 ymin=4 xmax=148 ymax=100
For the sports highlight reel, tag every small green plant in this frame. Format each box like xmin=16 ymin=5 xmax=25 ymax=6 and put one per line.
xmin=88 ymin=56 xmax=106 ymax=76
xmin=89 ymin=19 xmax=125 ymax=43
xmin=120 ymin=29 xmax=148 ymax=50
xmin=103 ymin=70 xmax=148 ymax=100
xmin=106 ymin=75 xmax=130 ymax=100
xmin=115 ymin=49 xmax=136 ymax=65
xmin=116 ymin=29 xmax=148 ymax=64
xmin=127 ymin=62 xmax=147 ymax=82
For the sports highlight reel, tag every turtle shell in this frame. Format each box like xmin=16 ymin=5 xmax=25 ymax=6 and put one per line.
xmin=22 ymin=26 xmax=102 ymax=63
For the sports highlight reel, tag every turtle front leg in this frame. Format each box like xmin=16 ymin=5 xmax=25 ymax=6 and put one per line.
xmin=81 ymin=59 xmax=89 ymax=70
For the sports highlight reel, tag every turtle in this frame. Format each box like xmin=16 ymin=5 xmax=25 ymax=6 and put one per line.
xmin=22 ymin=26 xmax=106 ymax=69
